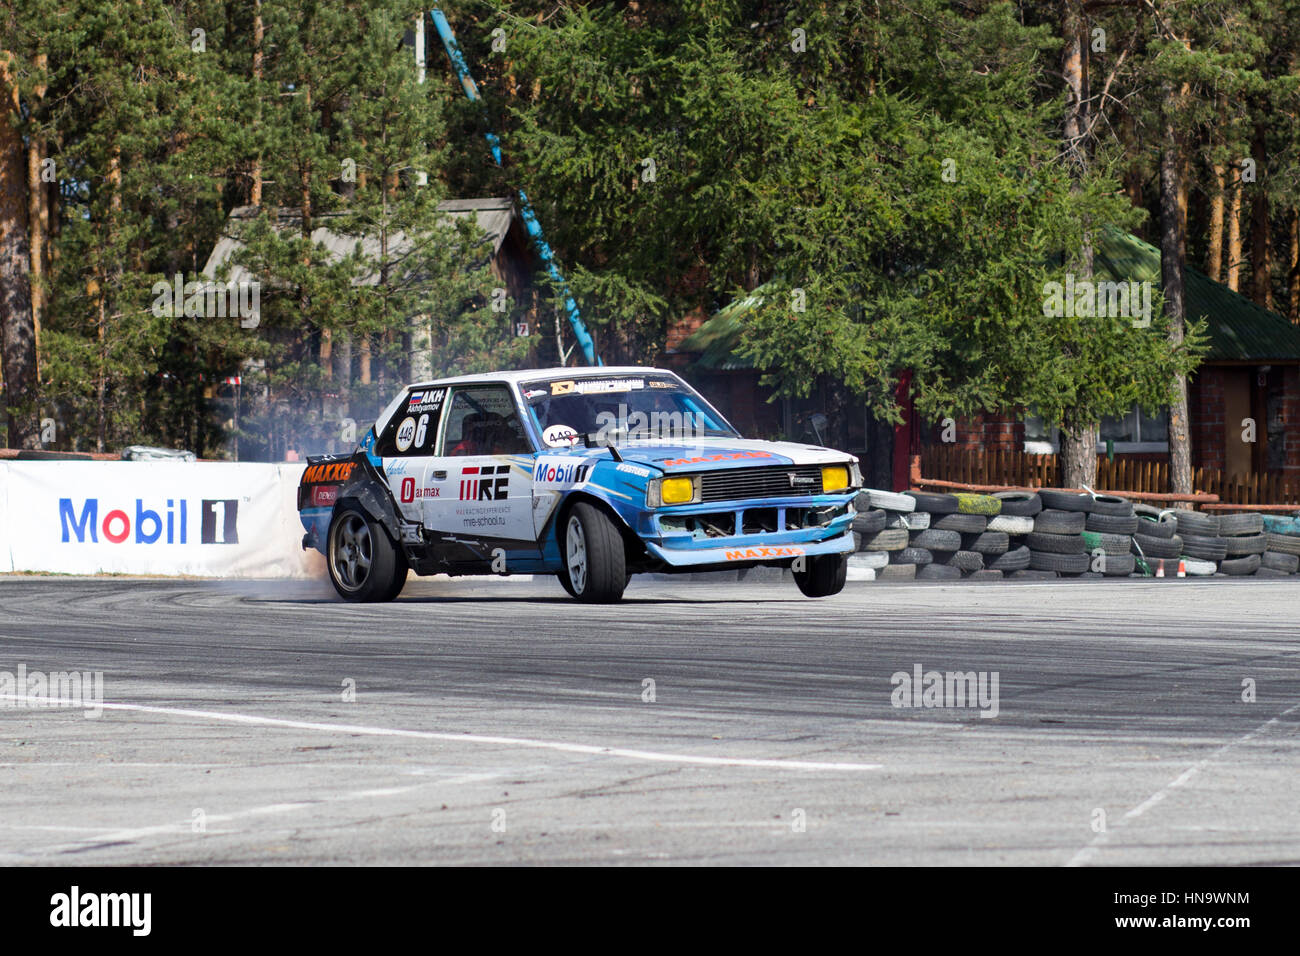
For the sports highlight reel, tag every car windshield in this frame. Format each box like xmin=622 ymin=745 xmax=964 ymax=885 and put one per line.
xmin=520 ymin=374 xmax=738 ymax=447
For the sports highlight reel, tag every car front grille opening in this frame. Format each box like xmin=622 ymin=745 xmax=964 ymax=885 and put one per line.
xmin=661 ymin=512 xmax=738 ymax=539
xmin=742 ymin=508 xmax=778 ymax=535
xmin=785 ymin=505 xmax=844 ymax=530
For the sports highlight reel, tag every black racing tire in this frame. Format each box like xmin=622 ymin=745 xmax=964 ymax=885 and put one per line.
xmin=1025 ymin=531 xmax=1085 ymax=554
xmin=1180 ymin=533 xmax=1228 ymax=562
xmin=916 ymin=562 xmax=962 ymax=581
xmin=878 ymin=563 xmax=917 ymax=581
xmin=964 ymin=531 xmax=1010 ymax=555
xmin=1174 ymin=510 xmax=1220 ymax=537
xmin=1131 ymin=531 xmax=1183 ymax=560
xmin=1081 ymin=531 xmax=1133 ymax=555
xmin=1085 ymin=511 xmax=1139 ymax=534
xmin=1254 ymin=566 xmax=1291 ymax=578
xmin=560 ymin=502 xmax=628 ymax=603
xmin=931 ymin=512 xmax=987 ymax=534
xmin=1265 ymin=532 xmax=1300 ymax=556
xmin=890 ymin=547 xmax=933 ymax=566
xmin=968 ymin=569 xmax=1004 ymax=580
xmin=1037 ymin=489 xmax=1094 ymax=513
xmin=1134 ymin=503 xmax=1175 ymax=520
xmin=864 ymin=488 xmax=915 ymax=512
xmin=940 ymin=550 xmax=984 ymax=572
xmin=1219 ymin=553 xmax=1261 ymax=576
xmin=1029 ymin=550 xmax=1090 ymax=574
xmin=1100 ymin=553 xmax=1136 ymax=576
xmin=884 ymin=509 xmax=929 ymax=530
xmin=1135 ymin=514 xmax=1178 ymax=539
xmin=1219 ymin=513 xmax=1265 ymax=537
xmin=909 ymin=529 xmax=961 ymax=552
xmin=1034 ymin=509 xmax=1087 ymax=535
xmin=988 ymin=514 xmax=1034 ymax=535
xmin=953 ymin=493 xmax=1002 ymax=516
xmin=993 ymin=491 xmax=1042 ymax=517
xmin=1087 ymin=494 xmax=1134 ymax=517
xmin=986 ymin=545 xmax=1032 ymax=572
xmin=1260 ymin=551 xmax=1300 ymax=573
xmin=327 ymin=504 xmax=408 ymax=602
xmin=1222 ymin=533 xmax=1267 ymax=556
xmin=794 ymin=553 xmax=848 ymax=597
xmin=863 ymin=528 xmax=909 ymax=551
xmin=852 ymin=509 xmax=887 ymax=536
xmin=905 ymin=491 xmax=960 ymax=515
xmin=1009 ymin=569 xmax=1057 ymax=580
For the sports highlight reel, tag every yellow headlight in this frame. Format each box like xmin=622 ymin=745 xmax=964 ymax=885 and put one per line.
xmin=821 ymin=465 xmax=849 ymax=493
xmin=660 ymin=477 xmax=695 ymax=504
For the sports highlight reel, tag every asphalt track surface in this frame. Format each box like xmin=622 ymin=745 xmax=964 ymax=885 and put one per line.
xmin=0 ymin=573 xmax=1297 ymax=866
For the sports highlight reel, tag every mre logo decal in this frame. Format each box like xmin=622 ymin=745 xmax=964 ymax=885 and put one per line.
xmin=459 ymin=464 xmax=510 ymax=501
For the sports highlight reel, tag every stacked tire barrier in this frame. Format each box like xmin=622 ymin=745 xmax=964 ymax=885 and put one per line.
xmin=851 ymin=488 xmax=1298 ymax=581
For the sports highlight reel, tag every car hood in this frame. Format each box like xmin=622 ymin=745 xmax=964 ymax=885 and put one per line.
xmin=544 ymin=437 xmax=853 ymax=473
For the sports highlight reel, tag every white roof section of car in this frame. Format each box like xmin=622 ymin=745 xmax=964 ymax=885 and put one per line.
xmin=371 ymin=367 xmax=685 ymax=438
xmin=408 ymin=366 xmax=678 ymax=389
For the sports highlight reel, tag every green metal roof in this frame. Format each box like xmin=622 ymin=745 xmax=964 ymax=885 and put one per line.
xmin=1094 ymin=227 xmax=1300 ymax=363
xmin=679 ymin=231 xmax=1300 ymax=367
xmin=675 ymin=286 xmax=770 ymax=370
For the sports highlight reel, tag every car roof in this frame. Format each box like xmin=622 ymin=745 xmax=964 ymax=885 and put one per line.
xmin=407 ymin=366 xmax=676 ymax=389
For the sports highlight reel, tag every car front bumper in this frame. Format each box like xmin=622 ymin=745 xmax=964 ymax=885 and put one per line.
xmin=634 ymin=493 xmax=857 ymax=568
xmin=642 ymin=529 xmax=856 ymax=568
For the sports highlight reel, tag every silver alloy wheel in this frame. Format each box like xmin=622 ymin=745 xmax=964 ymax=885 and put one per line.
xmin=331 ymin=513 xmax=373 ymax=592
xmin=566 ymin=514 xmax=588 ymax=594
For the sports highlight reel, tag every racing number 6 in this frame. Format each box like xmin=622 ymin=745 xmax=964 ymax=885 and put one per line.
xmin=414 ymin=414 xmax=428 ymax=449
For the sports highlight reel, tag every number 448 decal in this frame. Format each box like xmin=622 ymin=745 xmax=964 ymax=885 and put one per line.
xmin=394 ymin=414 xmax=430 ymax=453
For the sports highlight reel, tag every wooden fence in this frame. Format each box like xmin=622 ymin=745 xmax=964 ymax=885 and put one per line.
xmin=919 ymin=445 xmax=1300 ymax=505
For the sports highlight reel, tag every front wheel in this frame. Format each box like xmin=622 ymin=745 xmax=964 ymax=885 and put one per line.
xmin=327 ymin=505 xmax=407 ymax=602
xmin=560 ymin=502 xmax=627 ymax=603
xmin=793 ymin=553 xmax=847 ymax=598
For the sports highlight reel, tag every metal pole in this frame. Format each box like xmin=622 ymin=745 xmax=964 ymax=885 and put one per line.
xmin=428 ymin=8 xmax=601 ymax=366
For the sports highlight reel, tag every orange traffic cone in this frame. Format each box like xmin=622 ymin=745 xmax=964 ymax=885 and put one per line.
xmin=1177 ymin=559 xmax=1187 ymax=578
xmin=1155 ymin=559 xmax=1165 ymax=578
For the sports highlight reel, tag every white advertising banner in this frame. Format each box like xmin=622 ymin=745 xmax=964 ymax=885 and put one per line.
xmin=0 ymin=461 xmax=325 ymax=579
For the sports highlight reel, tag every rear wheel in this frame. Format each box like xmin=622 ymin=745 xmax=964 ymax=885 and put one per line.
xmin=794 ymin=553 xmax=847 ymax=597
xmin=560 ymin=503 xmax=627 ymax=603
xmin=327 ymin=505 xmax=407 ymax=602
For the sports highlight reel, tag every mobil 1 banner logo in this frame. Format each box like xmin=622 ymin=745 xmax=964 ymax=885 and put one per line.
xmin=200 ymin=499 xmax=238 ymax=544
xmin=58 ymin=497 xmax=239 ymax=545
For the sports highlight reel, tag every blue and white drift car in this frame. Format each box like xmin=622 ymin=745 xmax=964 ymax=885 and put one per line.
xmin=298 ymin=367 xmax=862 ymax=602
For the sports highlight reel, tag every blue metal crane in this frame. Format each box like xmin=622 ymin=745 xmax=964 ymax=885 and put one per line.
xmin=429 ymin=9 xmax=601 ymax=366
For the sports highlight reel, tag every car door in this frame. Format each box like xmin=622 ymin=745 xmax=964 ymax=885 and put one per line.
xmin=423 ymin=383 xmax=539 ymax=550
xmin=376 ymin=386 xmax=449 ymax=524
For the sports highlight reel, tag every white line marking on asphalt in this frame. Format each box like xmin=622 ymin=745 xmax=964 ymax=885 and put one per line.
xmin=0 ymin=694 xmax=881 ymax=772
xmin=1066 ymin=700 xmax=1300 ymax=867
xmin=14 ymin=784 xmax=429 ymax=858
